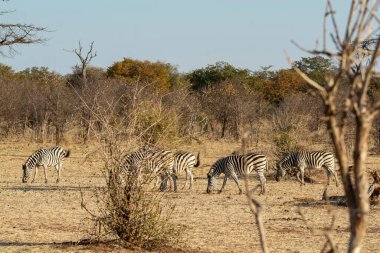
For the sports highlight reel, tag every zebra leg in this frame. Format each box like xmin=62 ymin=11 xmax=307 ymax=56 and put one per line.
xmin=259 ymin=175 xmax=266 ymax=195
xmin=154 ymin=175 xmax=161 ymax=189
xmin=218 ymin=175 xmax=228 ymax=194
xmin=189 ymin=170 xmax=194 ymax=190
xmin=325 ymin=168 xmax=332 ymax=186
xmin=300 ymin=167 xmax=305 ymax=185
xmin=43 ymin=165 xmax=48 ymax=183
xmin=296 ymin=167 xmax=305 ymax=185
xmin=159 ymin=174 xmax=168 ymax=191
xmin=172 ymin=174 xmax=178 ymax=192
xmin=329 ymin=167 xmax=339 ymax=187
xmin=31 ymin=166 xmax=38 ymax=183
xmin=230 ymin=173 xmax=242 ymax=195
xmin=182 ymin=170 xmax=189 ymax=190
xmin=56 ymin=164 xmax=61 ymax=183
xmin=296 ymin=171 xmax=302 ymax=184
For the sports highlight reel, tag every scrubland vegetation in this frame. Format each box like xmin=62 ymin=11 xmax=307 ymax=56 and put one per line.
xmin=1 ymin=0 xmax=380 ymax=252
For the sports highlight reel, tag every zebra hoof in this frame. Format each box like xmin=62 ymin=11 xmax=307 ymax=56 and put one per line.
xmin=45 ymin=180 xmax=48 ymax=184
xmin=238 ymin=190 xmax=243 ymax=195
xmin=56 ymin=179 xmax=60 ymax=183
xmin=218 ymin=190 xmax=223 ymax=194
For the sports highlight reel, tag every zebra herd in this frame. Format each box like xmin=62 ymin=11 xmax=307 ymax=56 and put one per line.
xmin=21 ymin=146 xmax=339 ymax=194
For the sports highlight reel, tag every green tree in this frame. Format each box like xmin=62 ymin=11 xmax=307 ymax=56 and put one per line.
xmin=0 ymin=64 xmax=15 ymax=79
xmin=187 ymin=61 xmax=252 ymax=91
xmin=294 ymin=56 xmax=336 ymax=84
xmin=17 ymin=67 xmax=63 ymax=85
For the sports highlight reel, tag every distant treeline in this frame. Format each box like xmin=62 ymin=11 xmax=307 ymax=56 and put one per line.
xmin=1 ymin=56 xmax=380 ymax=154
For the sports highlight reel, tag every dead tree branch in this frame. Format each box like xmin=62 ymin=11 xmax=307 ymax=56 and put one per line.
xmin=0 ymin=23 xmax=46 ymax=56
xmin=242 ymin=132 xmax=268 ymax=253
xmin=291 ymin=1 xmax=380 ymax=252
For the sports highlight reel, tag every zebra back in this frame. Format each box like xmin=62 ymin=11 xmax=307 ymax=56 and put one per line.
xmin=279 ymin=151 xmax=334 ymax=170
xmin=173 ymin=151 xmax=199 ymax=174
xmin=210 ymin=152 xmax=267 ymax=177
xmin=118 ymin=145 xmax=161 ymax=172
xmin=25 ymin=147 xmax=68 ymax=169
xmin=144 ymin=150 xmax=174 ymax=174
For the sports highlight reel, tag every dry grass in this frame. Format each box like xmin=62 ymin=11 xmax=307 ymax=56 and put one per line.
xmin=0 ymin=141 xmax=379 ymax=252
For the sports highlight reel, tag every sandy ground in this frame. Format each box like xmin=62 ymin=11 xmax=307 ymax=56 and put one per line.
xmin=0 ymin=141 xmax=379 ymax=253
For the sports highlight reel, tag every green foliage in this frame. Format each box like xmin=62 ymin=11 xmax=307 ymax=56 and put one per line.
xmin=17 ymin=67 xmax=63 ymax=85
xmin=294 ymin=56 xmax=336 ymax=84
xmin=0 ymin=64 xmax=15 ymax=79
xmin=107 ymin=58 xmax=181 ymax=92
xmin=187 ymin=61 xmax=253 ymax=91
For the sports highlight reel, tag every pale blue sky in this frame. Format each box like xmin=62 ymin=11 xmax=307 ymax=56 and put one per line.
xmin=0 ymin=1 xmax=350 ymax=74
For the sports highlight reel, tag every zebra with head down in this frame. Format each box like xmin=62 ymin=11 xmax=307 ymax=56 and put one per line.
xmin=206 ymin=152 xmax=268 ymax=195
xmin=275 ymin=151 xmax=338 ymax=186
xmin=22 ymin=146 xmax=70 ymax=183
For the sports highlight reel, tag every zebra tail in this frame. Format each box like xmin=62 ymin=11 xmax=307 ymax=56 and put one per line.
xmin=65 ymin=150 xmax=71 ymax=158
xmin=194 ymin=152 xmax=200 ymax=167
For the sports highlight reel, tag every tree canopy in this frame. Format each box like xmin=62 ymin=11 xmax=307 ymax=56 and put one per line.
xmin=107 ymin=57 xmax=178 ymax=92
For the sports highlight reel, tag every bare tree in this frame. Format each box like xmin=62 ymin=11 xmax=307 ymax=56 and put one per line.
xmin=290 ymin=1 xmax=380 ymax=252
xmin=67 ymin=41 xmax=97 ymax=143
xmin=0 ymin=3 xmax=46 ymax=56
xmin=70 ymin=41 xmax=97 ymax=87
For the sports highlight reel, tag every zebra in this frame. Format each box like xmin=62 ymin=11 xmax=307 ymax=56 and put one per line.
xmin=118 ymin=145 xmax=160 ymax=174
xmin=275 ymin=151 xmax=338 ymax=186
xmin=206 ymin=153 xmax=268 ymax=195
xmin=22 ymin=147 xmax=70 ymax=183
xmin=172 ymin=151 xmax=200 ymax=189
xmin=142 ymin=149 xmax=176 ymax=191
xmin=115 ymin=145 xmax=161 ymax=186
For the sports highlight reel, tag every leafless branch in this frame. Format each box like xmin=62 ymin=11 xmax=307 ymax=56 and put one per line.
xmin=290 ymin=1 xmax=380 ymax=252
xmin=0 ymin=23 xmax=47 ymax=56
xmin=242 ymin=131 xmax=268 ymax=253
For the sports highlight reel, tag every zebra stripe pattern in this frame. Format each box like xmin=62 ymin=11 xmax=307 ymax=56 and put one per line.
xmin=22 ymin=146 xmax=70 ymax=183
xmin=275 ymin=151 xmax=338 ymax=186
xmin=118 ymin=145 xmax=160 ymax=174
xmin=173 ymin=151 xmax=200 ymax=189
xmin=143 ymin=149 xmax=176 ymax=191
xmin=115 ymin=145 xmax=161 ymax=187
xmin=206 ymin=153 xmax=267 ymax=195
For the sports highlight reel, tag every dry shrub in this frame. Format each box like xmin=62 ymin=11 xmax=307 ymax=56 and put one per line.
xmin=271 ymin=94 xmax=324 ymax=158
xmin=135 ymin=101 xmax=179 ymax=145
xmin=84 ymin=162 xmax=179 ymax=250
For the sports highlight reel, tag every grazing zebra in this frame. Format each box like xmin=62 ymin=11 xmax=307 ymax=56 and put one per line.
xmin=22 ymin=147 xmax=70 ymax=183
xmin=142 ymin=149 xmax=176 ymax=191
xmin=275 ymin=151 xmax=338 ymax=186
xmin=206 ymin=153 xmax=268 ymax=195
xmin=173 ymin=151 xmax=200 ymax=189
xmin=115 ymin=145 xmax=161 ymax=186
xmin=118 ymin=145 xmax=160 ymax=174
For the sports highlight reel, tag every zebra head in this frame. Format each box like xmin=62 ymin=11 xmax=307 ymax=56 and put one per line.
xmin=275 ymin=163 xmax=286 ymax=182
xmin=206 ymin=168 xmax=216 ymax=193
xmin=22 ymin=164 xmax=32 ymax=183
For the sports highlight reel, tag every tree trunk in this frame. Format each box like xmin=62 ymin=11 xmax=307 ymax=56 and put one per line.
xmin=348 ymin=119 xmax=370 ymax=253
